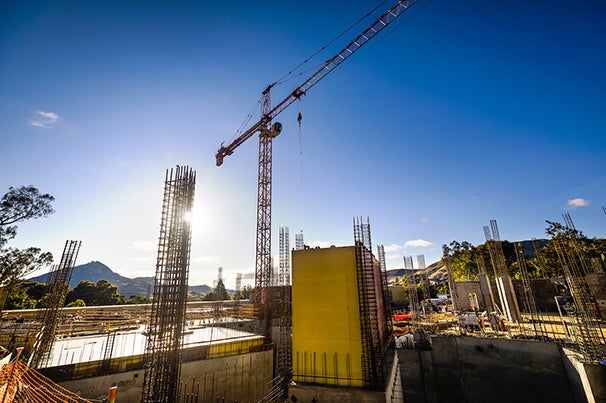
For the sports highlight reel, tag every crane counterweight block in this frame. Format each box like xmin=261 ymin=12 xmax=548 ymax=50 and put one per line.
xmin=261 ymin=122 xmax=283 ymax=138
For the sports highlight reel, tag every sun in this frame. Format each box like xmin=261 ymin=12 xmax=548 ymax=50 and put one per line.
xmin=183 ymin=211 xmax=194 ymax=223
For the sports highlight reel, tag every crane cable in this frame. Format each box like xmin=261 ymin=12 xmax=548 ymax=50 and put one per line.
xmin=227 ymin=97 xmax=263 ymax=144
xmin=272 ymin=0 xmax=389 ymax=87
xmin=297 ymin=100 xmax=303 ymax=187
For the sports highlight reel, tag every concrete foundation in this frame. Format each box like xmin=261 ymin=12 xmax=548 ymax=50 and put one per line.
xmin=288 ymin=383 xmax=384 ymax=403
xmin=59 ymin=349 xmax=273 ymax=403
xmin=395 ymin=335 xmax=605 ymax=403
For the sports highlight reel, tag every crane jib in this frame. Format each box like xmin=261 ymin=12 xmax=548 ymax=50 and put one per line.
xmin=215 ymin=0 xmax=417 ymax=165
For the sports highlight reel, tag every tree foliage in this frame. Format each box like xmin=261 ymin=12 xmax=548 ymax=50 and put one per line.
xmin=240 ymin=284 xmax=253 ymax=299
xmin=0 ymin=186 xmax=55 ymax=288
xmin=66 ymin=299 xmax=86 ymax=307
xmin=2 ymin=280 xmax=50 ymax=309
xmin=0 ymin=248 xmax=53 ymax=288
xmin=66 ymin=279 xmax=124 ymax=306
xmin=442 ymin=221 xmax=606 ymax=282
xmin=203 ymin=279 xmax=231 ymax=301
xmin=125 ymin=295 xmax=152 ymax=304
xmin=534 ymin=220 xmax=606 ymax=276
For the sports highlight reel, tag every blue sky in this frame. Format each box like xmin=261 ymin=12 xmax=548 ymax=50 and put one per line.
xmin=1 ymin=0 xmax=605 ymax=288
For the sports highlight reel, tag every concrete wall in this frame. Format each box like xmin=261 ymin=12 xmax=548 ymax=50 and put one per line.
xmin=389 ymin=285 xmax=407 ymax=304
xmin=59 ymin=349 xmax=273 ymax=403
xmin=454 ymin=278 xmax=562 ymax=314
xmin=454 ymin=282 xmax=483 ymax=311
xmin=288 ymin=383 xmax=384 ymax=403
xmin=397 ymin=336 xmax=586 ymax=403
xmin=586 ymin=272 xmax=606 ymax=320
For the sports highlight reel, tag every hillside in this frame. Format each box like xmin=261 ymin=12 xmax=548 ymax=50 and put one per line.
xmin=385 ymin=239 xmax=549 ymax=285
xmin=386 ymin=259 xmax=446 ymax=284
xmin=28 ymin=261 xmax=213 ymax=297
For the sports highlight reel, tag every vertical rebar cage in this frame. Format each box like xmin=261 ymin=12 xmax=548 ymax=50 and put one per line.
xmin=353 ymin=217 xmax=384 ymax=389
xmin=30 ymin=240 xmax=81 ymax=369
xmin=141 ymin=165 xmax=196 ymax=403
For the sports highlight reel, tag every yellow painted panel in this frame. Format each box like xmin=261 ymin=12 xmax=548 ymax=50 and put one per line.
xmin=291 ymin=246 xmax=364 ymax=386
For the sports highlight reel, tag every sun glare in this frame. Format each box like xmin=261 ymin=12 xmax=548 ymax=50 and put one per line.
xmin=183 ymin=211 xmax=194 ymax=223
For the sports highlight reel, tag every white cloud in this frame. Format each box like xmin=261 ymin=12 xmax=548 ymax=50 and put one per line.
xmin=567 ymin=198 xmax=589 ymax=208
xmin=383 ymin=243 xmax=404 ymax=253
xmin=420 ymin=217 xmax=429 ymax=223
xmin=404 ymin=239 xmax=433 ymax=248
xmin=30 ymin=110 xmax=60 ymax=128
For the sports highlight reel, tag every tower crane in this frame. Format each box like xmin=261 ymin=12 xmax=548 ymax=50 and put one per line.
xmin=216 ymin=0 xmax=418 ymax=304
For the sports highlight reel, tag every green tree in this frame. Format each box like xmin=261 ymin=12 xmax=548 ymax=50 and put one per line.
xmin=239 ymin=284 xmax=253 ymax=300
xmin=93 ymin=279 xmax=124 ymax=305
xmin=444 ymin=240 xmax=479 ymax=281
xmin=125 ymin=295 xmax=152 ymax=304
xmin=536 ymin=220 xmax=606 ymax=277
xmin=0 ymin=186 xmax=54 ymax=293
xmin=66 ymin=299 xmax=86 ymax=307
xmin=214 ymin=279 xmax=230 ymax=301
xmin=4 ymin=288 xmax=37 ymax=309
xmin=203 ymin=279 xmax=231 ymax=301
xmin=67 ymin=279 xmax=124 ymax=306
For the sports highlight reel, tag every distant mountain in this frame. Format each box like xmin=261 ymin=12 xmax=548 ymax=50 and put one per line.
xmin=28 ymin=261 xmax=213 ymax=298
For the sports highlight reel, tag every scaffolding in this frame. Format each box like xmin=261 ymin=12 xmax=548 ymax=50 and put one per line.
xmin=30 ymin=240 xmax=81 ymax=369
xmin=353 ymin=217 xmax=383 ymax=389
xmin=141 ymin=165 xmax=196 ymax=403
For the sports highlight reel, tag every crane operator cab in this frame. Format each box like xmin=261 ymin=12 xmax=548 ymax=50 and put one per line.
xmin=261 ymin=122 xmax=283 ymax=138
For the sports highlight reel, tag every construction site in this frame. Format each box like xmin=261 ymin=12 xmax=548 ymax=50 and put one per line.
xmin=1 ymin=0 xmax=605 ymax=402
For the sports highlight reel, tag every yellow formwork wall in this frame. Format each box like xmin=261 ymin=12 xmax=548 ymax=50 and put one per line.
xmin=208 ymin=337 xmax=264 ymax=359
xmin=291 ymin=246 xmax=364 ymax=387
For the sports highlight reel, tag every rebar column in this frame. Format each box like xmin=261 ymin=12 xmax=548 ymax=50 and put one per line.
xmin=141 ymin=165 xmax=196 ymax=403
xmin=514 ymin=243 xmax=542 ymax=338
xmin=353 ymin=217 xmax=383 ymax=389
xmin=554 ymin=235 xmax=603 ymax=362
xmin=30 ymin=240 xmax=81 ymax=369
xmin=443 ymin=247 xmax=460 ymax=313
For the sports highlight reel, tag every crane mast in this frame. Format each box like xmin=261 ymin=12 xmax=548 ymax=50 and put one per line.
xmin=216 ymin=0 xmax=418 ymax=303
